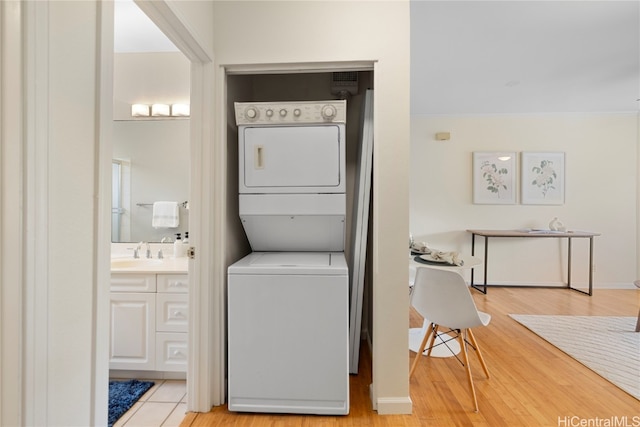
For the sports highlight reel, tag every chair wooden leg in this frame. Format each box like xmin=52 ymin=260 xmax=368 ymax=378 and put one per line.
xmin=635 ymin=308 xmax=640 ymax=332
xmin=410 ymin=323 xmax=434 ymax=377
xmin=425 ymin=324 xmax=439 ymax=357
xmin=467 ymin=328 xmax=490 ymax=378
xmin=458 ymin=329 xmax=479 ymax=412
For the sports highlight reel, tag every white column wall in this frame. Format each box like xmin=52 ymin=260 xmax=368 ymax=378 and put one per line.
xmin=212 ymin=0 xmax=411 ymax=414
xmin=1 ymin=1 xmax=24 ymax=426
xmin=46 ymin=2 xmax=102 ymax=424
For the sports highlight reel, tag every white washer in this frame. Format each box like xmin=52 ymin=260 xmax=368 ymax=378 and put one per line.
xmin=227 ymin=252 xmax=349 ymax=415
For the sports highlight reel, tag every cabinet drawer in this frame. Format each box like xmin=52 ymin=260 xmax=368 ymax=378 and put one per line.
xmin=111 ymin=274 xmax=156 ymax=292
xmin=156 ymin=332 xmax=187 ymax=372
xmin=156 ymin=293 xmax=188 ymax=332
xmin=157 ymin=274 xmax=189 ymax=293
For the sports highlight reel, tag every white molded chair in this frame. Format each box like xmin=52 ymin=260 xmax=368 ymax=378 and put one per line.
xmin=409 ymin=267 xmax=491 ymax=412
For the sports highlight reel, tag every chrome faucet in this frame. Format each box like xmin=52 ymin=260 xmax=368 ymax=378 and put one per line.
xmin=133 ymin=241 xmax=144 ymax=259
xmin=158 ymin=237 xmax=171 ymax=259
xmin=145 ymin=242 xmax=152 ymax=259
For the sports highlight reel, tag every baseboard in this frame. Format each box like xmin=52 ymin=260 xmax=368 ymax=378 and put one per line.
xmin=593 ymin=282 xmax=638 ymax=290
xmin=468 ymin=281 xmax=637 ymax=290
xmin=109 ymin=369 xmax=186 ymax=380
xmin=369 ymin=386 xmax=412 ymax=414
xmin=364 ymin=332 xmax=412 ymax=415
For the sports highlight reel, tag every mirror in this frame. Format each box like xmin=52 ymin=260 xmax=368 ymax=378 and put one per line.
xmin=112 ymin=119 xmax=189 ymax=243
xmin=112 ymin=2 xmax=190 ymax=243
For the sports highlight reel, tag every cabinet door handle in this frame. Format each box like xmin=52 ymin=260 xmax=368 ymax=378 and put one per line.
xmin=172 ymin=310 xmax=185 ymax=318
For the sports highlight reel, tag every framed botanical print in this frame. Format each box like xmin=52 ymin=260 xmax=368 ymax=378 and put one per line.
xmin=521 ymin=152 xmax=565 ymax=205
xmin=472 ymin=152 xmax=517 ymax=204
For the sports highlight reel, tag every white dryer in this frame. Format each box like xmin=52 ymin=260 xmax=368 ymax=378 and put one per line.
xmin=228 ymin=101 xmax=350 ymax=415
xmin=236 ymin=100 xmax=347 ymax=252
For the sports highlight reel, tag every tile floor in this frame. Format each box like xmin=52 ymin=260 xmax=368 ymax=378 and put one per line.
xmin=113 ymin=379 xmax=187 ymax=427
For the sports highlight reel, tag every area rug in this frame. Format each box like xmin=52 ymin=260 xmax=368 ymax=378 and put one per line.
xmin=108 ymin=379 xmax=154 ymax=427
xmin=509 ymin=315 xmax=639 ymax=400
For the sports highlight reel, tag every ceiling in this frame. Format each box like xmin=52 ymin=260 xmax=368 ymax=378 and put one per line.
xmin=114 ymin=0 xmax=178 ymax=53
xmin=115 ymin=0 xmax=639 ymax=115
xmin=411 ymin=1 xmax=639 ymax=115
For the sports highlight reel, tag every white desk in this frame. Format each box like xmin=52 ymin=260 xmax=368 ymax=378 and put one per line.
xmin=409 ymin=254 xmax=482 ymax=358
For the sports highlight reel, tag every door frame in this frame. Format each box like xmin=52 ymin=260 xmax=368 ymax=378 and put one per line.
xmin=98 ymin=0 xmax=221 ymax=415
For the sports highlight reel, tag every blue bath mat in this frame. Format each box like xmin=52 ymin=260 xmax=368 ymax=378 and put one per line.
xmin=108 ymin=379 xmax=154 ymax=427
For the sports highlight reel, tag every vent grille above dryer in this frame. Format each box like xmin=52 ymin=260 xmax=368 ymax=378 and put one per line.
xmin=331 ymin=72 xmax=358 ymax=96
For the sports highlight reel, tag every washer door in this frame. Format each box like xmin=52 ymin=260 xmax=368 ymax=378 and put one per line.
xmin=240 ymin=125 xmax=345 ymax=193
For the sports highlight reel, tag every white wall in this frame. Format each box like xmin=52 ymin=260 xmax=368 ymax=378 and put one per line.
xmin=113 ymin=52 xmax=190 ymax=120
xmin=212 ymin=0 xmax=411 ymax=413
xmin=410 ymin=113 xmax=638 ymax=288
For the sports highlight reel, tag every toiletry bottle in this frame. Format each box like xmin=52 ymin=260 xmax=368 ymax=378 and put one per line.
xmin=174 ymin=233 xmax=184 ymax=258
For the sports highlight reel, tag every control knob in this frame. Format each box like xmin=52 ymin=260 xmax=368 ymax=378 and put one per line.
xmin=293 ymin=108 xmax=301 ymax=117
xmin=245 ymin=107 xmax=258 ymax=120
xmin=266 ymin=109 xmax=274 ymax=118
xmin=321 ymin=104 xmax=337 ymax=120
xmin=279 ymin=108 xmax=287 ymax=117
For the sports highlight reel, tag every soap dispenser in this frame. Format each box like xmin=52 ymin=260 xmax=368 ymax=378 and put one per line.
xmin=174 ymin=233 xmax=185 ymax=258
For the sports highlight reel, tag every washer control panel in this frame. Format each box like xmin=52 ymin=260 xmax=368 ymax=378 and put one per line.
xmin=235 ymin=100 xmax=346 ymax=125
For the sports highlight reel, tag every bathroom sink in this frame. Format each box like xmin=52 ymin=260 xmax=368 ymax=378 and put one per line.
xmin=110 ymin=258 xmax=164 ymax=269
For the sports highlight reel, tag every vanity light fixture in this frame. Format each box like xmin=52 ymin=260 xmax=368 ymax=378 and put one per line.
xmin=171 ymin=103 xmax=190 ymax=117
xmin=497 ymin=156 xmax=512 ymax=161
xmin=131 ymin=104 xmax=150 ymax=117
xmin=151 ymin=103 xmax=171 ymax=117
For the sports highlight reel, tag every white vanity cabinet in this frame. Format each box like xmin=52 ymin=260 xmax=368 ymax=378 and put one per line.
xmin=155 ymin=274 xmax=188 ymax=371
xmin=109 ymin=272 xmax=188 ymax=373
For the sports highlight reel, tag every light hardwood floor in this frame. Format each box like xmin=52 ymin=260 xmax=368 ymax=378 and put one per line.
xmin=180 ymin=287 xmax=639 ymax=426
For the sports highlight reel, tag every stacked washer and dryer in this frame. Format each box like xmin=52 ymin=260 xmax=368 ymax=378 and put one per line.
xmin=227 ymin=101 xmax=350 ymax=415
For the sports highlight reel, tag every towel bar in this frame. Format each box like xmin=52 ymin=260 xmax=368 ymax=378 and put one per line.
xmin=136 ymin=201 xmax=188 ymax=208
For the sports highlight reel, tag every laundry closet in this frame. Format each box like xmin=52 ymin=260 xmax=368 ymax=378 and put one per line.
xmin=224 ymin=71 xmax=374 ymax=415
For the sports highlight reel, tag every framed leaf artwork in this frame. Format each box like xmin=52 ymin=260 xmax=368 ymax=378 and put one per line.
xmin=472 ymin=152 xmax=517 ymax=205
xmin=521 ymin=152 xmax=565 ymax=205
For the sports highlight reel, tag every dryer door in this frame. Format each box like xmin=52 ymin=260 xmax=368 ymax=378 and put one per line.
xmin=240 ymin=125 xmax=345 ymax=194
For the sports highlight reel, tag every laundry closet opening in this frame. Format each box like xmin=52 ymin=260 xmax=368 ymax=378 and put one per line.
xmin=224 ymin=70 xmax=375 ymax=387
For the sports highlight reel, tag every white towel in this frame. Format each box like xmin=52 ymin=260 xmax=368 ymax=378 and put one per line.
xmin=152 ymin=201 xmax=179 ymax=228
